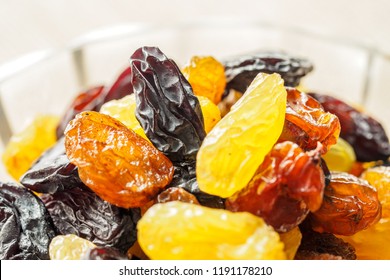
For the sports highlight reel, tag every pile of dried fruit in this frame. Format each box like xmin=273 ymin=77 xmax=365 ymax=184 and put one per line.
xmin=1 ymin=46 xmax=389 ymax=260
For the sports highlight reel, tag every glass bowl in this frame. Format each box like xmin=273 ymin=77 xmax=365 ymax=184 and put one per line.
xmin=1 ymin=20 xmax=389 ymax=180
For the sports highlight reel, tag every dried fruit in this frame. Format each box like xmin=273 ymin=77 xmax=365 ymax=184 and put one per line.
xmin=2 ymin=115 xmax=59 ymax=180
xmin=223 ymin=51 xmax=313 ymax=94
xmin=40 ymin=184 xmax=140 ymax=253
xmin=340 ymin=166 xmax=390 ymax=259
xmin=197 ymin=96 xmax=221 ymax=133
xmin=182 ymin=56 xmax=226 ymax=104
xmin=137 ymin=201 xmax=286 ymax=260
xmin=49 ymin=234 xmax=96 ymax=260
xmin=322 ymin=137 xmax=356 ymax=172
xmin=309 ymin=93 xmax=390 ymax=162
xmin=278 ymin=88 xmax=340 ymax=154
xmin=226 ymin=141 xmax=325 ymax=232
xmin=83 ymin=247 xmax=129 ymax=260
xmin=99 ymin=94 xmax=148 ymax=140
xmin=64 ymin=111 xmax=174 ymax=208
xmin=279 ymin=227 xmax=302 ymax=260
xmin=20 ymin=137 xmax=81 ymax=194
xmin=310 ymin=171 xmax=382 ymax=235
xmin=130 ymin=46 xmax=205 ymax=162
xmin=197 ymin=73 xmax=287 ymax=198
xmin=156 ymin=187 xmax=200 ymax=205
xmin=0 ymin=182 xmax=55 ymax=259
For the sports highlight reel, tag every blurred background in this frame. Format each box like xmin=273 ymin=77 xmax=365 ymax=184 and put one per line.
xmin=1 ymin=0 xmax=390 ymax=180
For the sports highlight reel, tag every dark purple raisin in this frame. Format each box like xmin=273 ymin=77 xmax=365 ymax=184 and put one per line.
xmin=83 ymin=247 xmax=129 ymax=260
xmin=0 ymin=182 xmax=55 ymax=259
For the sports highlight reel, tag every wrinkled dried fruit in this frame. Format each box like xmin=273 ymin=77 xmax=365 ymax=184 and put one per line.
xmin=340 ymin=166 xmax=390 ymax=259
xmin=279 ymin=227 xmax=302 ymax=260
xmin=226 ymin=141 xmax=325 ymax=232
xmin=40 ymin=184 xmax=140 ymax=253
xmin=223 ymin=51 xmax=313 ymax=94
xmin=2 ymin=115 xmax=59 ymax=180
xmin=309 ymin=93 xmax=390 ymax=162
xmin=157 ymin=187 xmax=199 ymax=205
xmin=20 ymin=137 xmax=81 ymax=194
xmin=310 ymin=171 xmax=382 ymax=235
xmin=130 ymin=46 xmax=205 ymax=162
xmin=217 ymin=89 xmax=242 ymax=117
xmin=83 ymin=247 xmax=129 ymax=260
xmin=182 ymin=56 xmax=226 ymax=104
xmin=278 ymin=88 xmax=340 ymax=154
xmin=197 ymin=73 xmax=287 ymax=198
xmin=197 ymin=96 xmax=221 ymax=133
xmin=49 ymin=234 xmax=96 ymax=260
xmin=137 ymin=201 xmax=286 ymax=260
xmin=322 ymin=137 xmax=356 ymax=172
xmin=99 ymin=94 xmax=148 ymax=140
xmin=0 ymin=182 xmax=55 ymax=259
xmin=64 ymin=111 xmax=174 ymax=208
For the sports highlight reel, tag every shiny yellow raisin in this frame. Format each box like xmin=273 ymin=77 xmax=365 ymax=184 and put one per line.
xmin=279 ymin=227 xmax=302 ymax=260
xmin=49 ymin=234 xmax=96 ymax=260
xmin=99 ymin=94 xmax=148 ymax=140
xmin=323 ymin=137 xmax=356 ymax=172
xmin=197 ymin=96 xmax=221 ymax=133
xmin=2 ymin=115 xmax=59 ymax=180
xmin=182 ymin=56 xmax=226 ymax=104
xmin=137 ymin=201 xmax=286 ymax=260
xmin=340 ymin=166 xmax=390 ymax=259
xmin=196 ymin=73 xmax=287 ymax=198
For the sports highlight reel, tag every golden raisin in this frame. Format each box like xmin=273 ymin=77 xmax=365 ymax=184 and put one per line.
xmin=197 ymin=96 xmax=221 ymax=133
xmin=99 ymin=94 xmax=148 ymax=140
xmin=2 ymin=114 xmax=59 ymax=180
xmin=182 ymin=56 xmax=226 ymax=104
xmin=137 ymin=201 xmax=286 ymax=260
xmin=279 ymin=227 xmax=302 ymax=260
xmin=64 ymin=111 xmax=174 ymax=208
xmin=310 ymin=171 xmax=382 ymax=236
xmin=49 ymin=234 xmax=96 ymax=260
xmin=197 ymin=73 xmax=287 ymax=198
xmin=322 ymin=137 xmax=356 ymax=172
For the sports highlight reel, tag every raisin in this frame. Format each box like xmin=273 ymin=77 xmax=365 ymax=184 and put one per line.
xmin=278 ymin=88 xmax=340 ymax=154
xmin=217 ymin=89 xmax=242 ymax=117
xmin=322 ymin=137 xmax=356 ymax=172
xmin=99 ymin=94 xmax=148 ymax=140
xmin=49 ymin=234 xmax=96 ymax=260
xmin=20 ymin=137 xmax=81 ymax=194
xmin=226 ymin=141 xmax=325 ymax=232
xmin=2 ymin=115 xmax=59 ymax=180
xmin=279 ymin=227 xmax=302 ymax=260
xmin=310 ymin=171 xmax=382 ymax=235
xmin=197 ymin=73 xmax=287 ymax=198
xmin=340 ymin=166 xmax=390 ymax=259
xmin=64 ymin=111 xmax=174 ymax=208
xmin=295 ymin=221 xmax=356 ymax=260
xmin=182 ymin=56 xmax=226 ymax=104
xmin=56 ymin=86 xmax=105 ymax=139
xmin=130 ymin=46 xmax=206 ymax=162
xmin=156 ymin=187 xmax=200 ymax=204
xmin=309 ymin=93 xmax=390 ymax=162
xmin=137 ymin=201 xmax=286 ymax=260
xmin=40 ymin=184 xmax=140 ymax=253
xmin=223 ymin=51 xmax=313 ymax=94
xmin=83 ymin=247 xmax=129 ymax=260
xmin=197 ymin=96 xmax=221 ymax=133
xmin=0 ymin=182 xmax=55 ymax=259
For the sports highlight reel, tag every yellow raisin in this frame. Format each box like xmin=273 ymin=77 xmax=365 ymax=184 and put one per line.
xmin=137 ymin=201 xmax=286 ymax=260
xmin=340 ymin=166 xmax=390 ymax=259
xmin=49 ymin=234 xmax=96 ymax=260
xmin=182 ymin=56 xmax=226 ymax=104
xmin=197 ymin=96 xmax=221 ymax=133
xmin=2 ymin=115 xmax=59 ymax=180
xmin=279 ymin=227 xmax=302 ymax=260
xmin=323 ymin=137 xmax=356 ymax=172
xmin=196 ymin=73 xmax=287 ymax=198
xmin=99 ymin=94 xmax=148 ymax=140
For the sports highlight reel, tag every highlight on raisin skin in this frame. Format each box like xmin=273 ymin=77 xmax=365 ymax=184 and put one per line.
xmin=197 ymin=72 xmax=287 ymax=198
xmin=340 ymin=166 xmax=390 ymax=259
xmin=310 ymin=171 xmax=382 ymax=236
xmin=137 ymin=201 xmax=286 ymax=260
xmin=278 ymin=88 xmax=340 ymax=154
xmin=182 ymin=56 xmax=226 ymax=104
xmin=225 ymin=141 xmax=325 ymax=232
xmin=64 ymin=111 xmax=174 ymax=208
